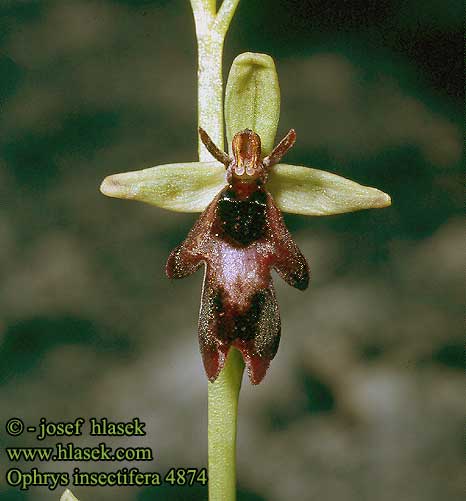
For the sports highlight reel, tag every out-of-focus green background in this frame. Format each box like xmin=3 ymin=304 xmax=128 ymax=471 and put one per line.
xmin=0 ymin=1 xmax=462 ymax=500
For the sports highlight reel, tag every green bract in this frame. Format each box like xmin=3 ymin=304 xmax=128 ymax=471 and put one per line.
xmin=60 ymin=489 xmax=79 ymax=501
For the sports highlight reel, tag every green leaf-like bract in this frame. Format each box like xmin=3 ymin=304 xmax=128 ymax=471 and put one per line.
xmin=60 ymin=489 xmax=79 ymax=501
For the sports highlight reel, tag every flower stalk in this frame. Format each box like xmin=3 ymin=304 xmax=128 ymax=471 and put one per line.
xmin=208 ymin=348 xmax=244 ymax=501
xmin=190 ymin=0 xmax=240 ymax=159
xmin=190 ymin=2 xmax=243 ymax=500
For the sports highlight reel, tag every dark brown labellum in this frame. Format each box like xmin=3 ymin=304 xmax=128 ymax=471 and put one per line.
xmin=166 ymin=128 xmax=309 ymax=384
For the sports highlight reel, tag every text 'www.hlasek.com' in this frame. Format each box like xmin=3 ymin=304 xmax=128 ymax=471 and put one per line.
xmin=3 ymin=417 xmax=207 ymax=491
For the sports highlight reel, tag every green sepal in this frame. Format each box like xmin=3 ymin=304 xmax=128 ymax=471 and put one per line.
xmin=225 ymin=52 xmax=280 ymax=156
xmin=100 ymin=162 xmax=226 ymax=212
xmin=268 ymin=164 xmax=391 ymax=215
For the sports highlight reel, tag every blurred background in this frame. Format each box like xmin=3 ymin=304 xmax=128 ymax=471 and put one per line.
xmin=0 ymin=0 xmax=462 ymax=500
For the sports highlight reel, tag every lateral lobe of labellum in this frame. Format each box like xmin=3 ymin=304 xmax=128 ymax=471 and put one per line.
xmin=166 ymin=183 xmax=309 ymax=385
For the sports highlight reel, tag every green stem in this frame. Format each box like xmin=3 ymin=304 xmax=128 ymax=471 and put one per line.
xmin=189 ymin=1 xmax=243 ymax=500
xmin=197 ymin=34 xmax=224 ymax=158
xmin=190 ymin=0 xmax=240 ymax=159
xmin=208 ymin=349 xmax=244 ymax=501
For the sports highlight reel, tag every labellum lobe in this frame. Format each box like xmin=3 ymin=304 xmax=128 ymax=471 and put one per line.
xmin=166 ymin=128 xmax=309 ymax=384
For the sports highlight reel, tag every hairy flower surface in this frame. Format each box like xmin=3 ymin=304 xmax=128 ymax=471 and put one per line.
xmin=165 ymin=128 xmax=310 ymax=384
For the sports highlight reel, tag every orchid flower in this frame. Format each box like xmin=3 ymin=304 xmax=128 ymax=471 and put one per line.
xmin=100 ymin=53 xmax=390 ymax=384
